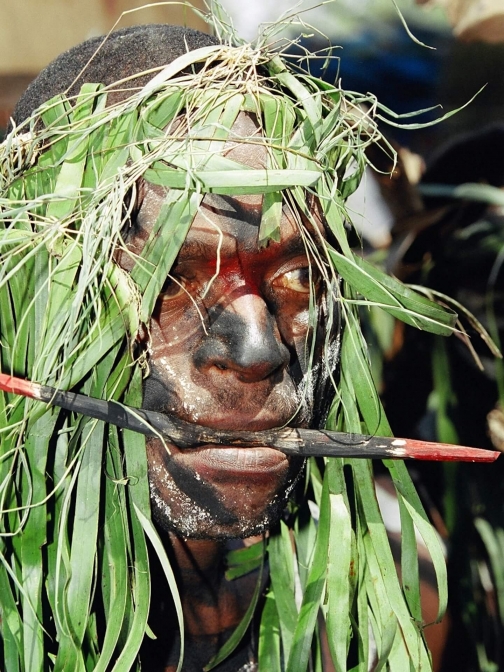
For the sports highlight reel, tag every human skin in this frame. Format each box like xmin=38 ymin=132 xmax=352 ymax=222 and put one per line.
xmin=117 ymin=112 xmax=328 ymax=669
xmin=119 ymin=112 xmax=327 ymax=541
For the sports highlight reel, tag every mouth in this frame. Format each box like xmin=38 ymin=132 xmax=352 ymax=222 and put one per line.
xmin=157 ymin=436 xmax=290 ymax=486
xmin=173 ymin=444 xmax=289 ymax=482
xmin=147 ymin=435 xmax=301 ymax=534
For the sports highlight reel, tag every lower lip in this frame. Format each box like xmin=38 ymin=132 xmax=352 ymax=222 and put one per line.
xmin=177 ymin=445 xmax=288 ymax=479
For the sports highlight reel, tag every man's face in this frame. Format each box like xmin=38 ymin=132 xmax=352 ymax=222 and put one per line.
xmin=121 ymin=113 xmax=326 ymax=539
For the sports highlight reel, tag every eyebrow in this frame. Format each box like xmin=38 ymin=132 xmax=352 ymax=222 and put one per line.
xmin=178 ymin=227 xmax=316 ymax=266
xmin=176 ymin=237 xmax=229 ymax=262
xmin=176 ymin=195 xmax=326 ymax=261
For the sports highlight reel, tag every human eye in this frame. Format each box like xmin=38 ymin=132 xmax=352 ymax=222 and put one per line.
xmin=272 ymin=267 xmax=313 ymax=294
xmin=159 ymin=274 xmax=187 ymax=299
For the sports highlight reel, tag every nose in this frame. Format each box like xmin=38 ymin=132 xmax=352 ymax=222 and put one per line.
xmin=193 ymin=293 xmax=290 ymax=383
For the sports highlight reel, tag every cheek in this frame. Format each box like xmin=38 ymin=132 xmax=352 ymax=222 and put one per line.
xmin=289 ymin=308 xmax=311 ymax=337
xmin=275 ymin=302 xmax=322 ymax=378
xmin=150 ymin=299 xmax=201 ymax=351
xmin=275 ymin=302 xmax=313 ymax=345
xmin=144 ymin=303 xmax=205 ymax=410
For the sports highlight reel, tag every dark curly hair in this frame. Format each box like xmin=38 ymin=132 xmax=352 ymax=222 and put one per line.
xmin=12 ymin=23 xmax=219 ymax=125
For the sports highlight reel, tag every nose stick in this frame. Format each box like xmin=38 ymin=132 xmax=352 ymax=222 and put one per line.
xmin=0 ymin=374 xmax=499 ymax=463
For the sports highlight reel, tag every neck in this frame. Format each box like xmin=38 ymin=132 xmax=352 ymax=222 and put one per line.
xmin=141 ymin=532 xmax=260 ymax=671
xmin=169 ymin=535 xmax=229 ymax=634
xmin=170 ymin=535 xmax=225 ymax=583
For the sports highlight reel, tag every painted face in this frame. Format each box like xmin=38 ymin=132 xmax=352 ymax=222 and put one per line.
xmin=120 ymin=113 xmax=329 ymax=539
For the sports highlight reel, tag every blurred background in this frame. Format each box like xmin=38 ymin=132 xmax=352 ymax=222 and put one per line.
xmin=3 ymin=0 xmax=504 ymax=151
xmin=0 ymin=0 xmax=207 ymax=131
xmin=3 ymin=2 xmax=504 ymax=670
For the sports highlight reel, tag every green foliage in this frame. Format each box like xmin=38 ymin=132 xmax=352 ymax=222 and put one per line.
xmin=379 ymin=181 xmax=504 ymax=671
xmin=0 ymin=5 xmax=460 ymax=670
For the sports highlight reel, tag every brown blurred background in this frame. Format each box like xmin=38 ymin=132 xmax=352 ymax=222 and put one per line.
xmin=0 ymin=0 xmax=207 ymax=132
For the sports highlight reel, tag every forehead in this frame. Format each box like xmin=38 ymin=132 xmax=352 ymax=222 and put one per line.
xmin=133 ymin=111 xmax=324 ymax=255
xmin=194 ymin=109 xmax=268 ymax=248
xmin=183 ymin=193 xmax=299 ymax=260
xmin=222 ymin=111 xmax=265 ymax=167
xmin=137 ymin=188 xmax=308 ymax=265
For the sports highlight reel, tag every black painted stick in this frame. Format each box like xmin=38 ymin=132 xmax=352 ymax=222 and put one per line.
xmin=0 ymin=373 xmax=499 ymax=463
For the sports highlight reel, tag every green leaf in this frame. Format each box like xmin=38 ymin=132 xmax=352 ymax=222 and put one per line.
xmin=259 ymin=190 xmax=282 ymax=245
xmin=269 ymin=521 xmax=298 ymax=660
xmin=94 ymin=429 xmax=129 ymax=672
xmin=144 ymin=89 xmax=184 ymax=130
xmin=326 ymin=460 xmax=353 ymax=671
xmin=317 ymin=176 xmax=353 ymax=257
xmin=46 ymin=84 xmax=102 ymax=224
xmin=99 ymin=110 xmax=137 ymax=186
xmin=340 ymin=309 xmax=391 ymax=436
xmin=258 ymin=592 xmax=282 ymax=671
xmin=64 ymin=421 xmax=104 ymax=645
xmin=0 ymin=548 xmax=23 ymax=669
xmin=225 ymin=542 xmax=263 ymax=581
xmin=109 ymin=496 xmax=150 ymax=672
xmin=91 ymin=369 xmax=150 ymax=671
xmin=387 ymin=460 xmax=448 ymax=623
xmin=329 ymin=249 xmax=458 ymax=335
xmin=143 ymin=166 xmax=321 ymax=193
xmin=270 ymin=66 xmax=322 ymax=143
xmin=396 ymin=495 xmax=422 ymax=625
xmin=205 ymin=546 xmax=265 ymax=671
xmin=352 ymin=459 xmax=432 ymax=669
xmin=340 ymin=153 xmax=365 ymax=200
xmin=286 ymin=476 xmax=330 ymax=672
xmin=389 ymin=0 xmax=435 ymax=49
xmin=138 ymin=44 xmax=224 ymax=99
xmin=261 ymin=94 xmax=296 ymax=151
xmin=377 ymin=85 xmax=485 ymax=129
xmin=21 ymin=410 xmax=58 ymax=672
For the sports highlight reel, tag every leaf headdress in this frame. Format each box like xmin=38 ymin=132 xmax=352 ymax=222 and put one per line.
xmin=0 ymin=5 xmax=458 ymax=671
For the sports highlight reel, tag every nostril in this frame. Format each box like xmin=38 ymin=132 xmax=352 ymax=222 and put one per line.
xmin=235 ymin=360 xmax=284 ymax=384
xmin=194 ymin=308 xmax=290 ymax=383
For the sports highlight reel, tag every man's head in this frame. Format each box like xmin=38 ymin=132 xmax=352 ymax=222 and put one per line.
xmin=13 ymin=24 xmax=340 ymax=540
xmin=121 ymin=110 xmax=332 ymax=538
xmin=12 ymin=25 xmax=219 ymax=124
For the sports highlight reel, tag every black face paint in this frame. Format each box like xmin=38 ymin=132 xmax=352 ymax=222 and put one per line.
xmin=193 ymin=307 xmax=290 ymax=383
xmin=142 ymin=364 xmax=180 ymax=414
xmin=151 ymin=450 xmax=240 ymax=528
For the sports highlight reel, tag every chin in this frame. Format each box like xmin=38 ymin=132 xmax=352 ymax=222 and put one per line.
xmin=147 ymin=443 xmax=305 ymax=540
xmin=150 ymin=495 xmax=287 ymax=540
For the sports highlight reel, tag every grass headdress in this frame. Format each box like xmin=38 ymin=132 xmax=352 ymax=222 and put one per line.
xmin=0 ymin=5 xmax=462 ymax=671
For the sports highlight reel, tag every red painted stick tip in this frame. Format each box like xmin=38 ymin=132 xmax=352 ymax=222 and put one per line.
xmin=0 ymin=373 xmax=41 ymax=400
xmin=392 ymin=438 xmax=500 ymax=463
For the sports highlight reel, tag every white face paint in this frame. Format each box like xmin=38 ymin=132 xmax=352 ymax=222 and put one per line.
xmin=120 ymin=113 xmax=332 ymax=539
